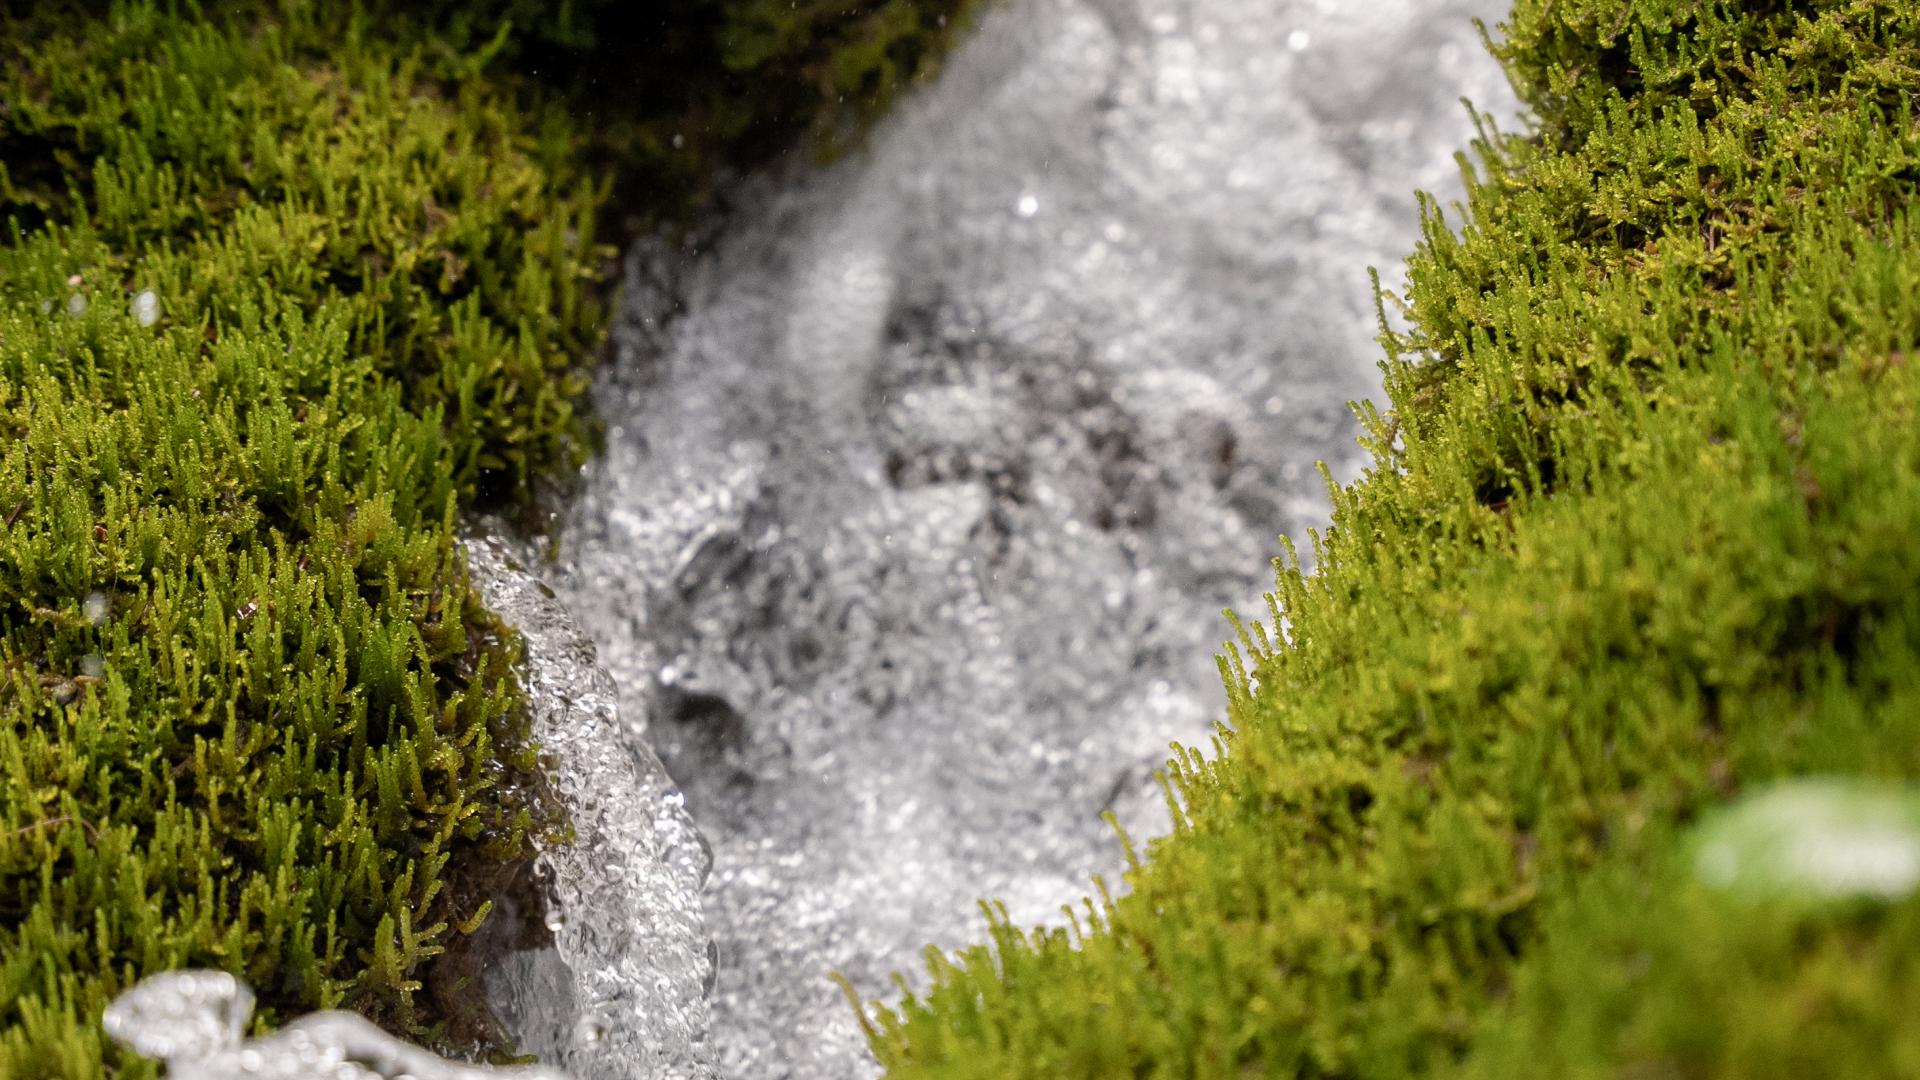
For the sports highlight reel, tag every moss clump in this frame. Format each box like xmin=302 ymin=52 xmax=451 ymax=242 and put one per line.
xmin=0 ymin=5 xmax=602 ymax=1074
xmin=858 ymin=1 xmax=1920 ymax=1075
xmin=0 ymin=4 xmax=607 ymax=502
xmin=1 ymin=0 xmax=983 ymax=1073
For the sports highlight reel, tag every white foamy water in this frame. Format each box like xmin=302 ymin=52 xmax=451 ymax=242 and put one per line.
xmin=537 ymin=0 xmax=1519 ymax=1075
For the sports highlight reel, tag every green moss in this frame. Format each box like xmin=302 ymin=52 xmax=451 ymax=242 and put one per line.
xmin=0 ymin=5 xmax=599 ymax=1074
xmin=0 ymin=0 xmax=983 ymax=1073
xmin=858 ymin=1 xmax=1920 ymax=1076
xmin=0 ymin=4 xmax=607 ymax=503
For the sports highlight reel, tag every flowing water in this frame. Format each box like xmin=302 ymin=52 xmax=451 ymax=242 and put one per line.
xmin=467 ymin=536 xmax=718 ymax=1079
xmin=513 ymin=0 xmax=1518 ymax=1075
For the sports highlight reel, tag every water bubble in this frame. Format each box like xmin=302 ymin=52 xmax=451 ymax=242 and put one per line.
xmin=1287 ymin=28 xmax=1312 ymax=51
xmin=1016 ymin=194 xmax=1040 ymax=218
xmin=66 ymin=293 xmax=87 ymax=317
xmin=84 ymin=591 xmax=109 ymax=626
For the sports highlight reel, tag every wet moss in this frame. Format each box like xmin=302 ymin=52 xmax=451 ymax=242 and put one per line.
xmin=0 ymin=7 xmax=590 ymax=1073
xmin=0 ymin=0 xmax=975 ymax=1074
xmin=860 ymin=1 xmax=1920 ymax=1076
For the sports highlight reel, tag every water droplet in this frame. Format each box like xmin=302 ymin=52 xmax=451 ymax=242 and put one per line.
xmin=572 ymin=1014 xmax=609 ymax=1046
xmin=66 ymin=293 xmax=87 ymax=317
xmin=1016 ymin=194 xmax=1040 ymax=218
xmin=132 ymin=290 xmax=161 ymax=327
xmin=84 ymin=591 xmax=109 ymax=626
xmin=81 ymin=654 xmax=105 ymax=679
xmin=1287 ymin=28 xmax=1311 ymax=52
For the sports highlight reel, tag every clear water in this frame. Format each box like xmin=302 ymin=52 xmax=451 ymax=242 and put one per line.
xmin=467 ymin=536 xmax=718 ymax=1080
xmin=536 ymin=0 xmax=1518 ymax=1075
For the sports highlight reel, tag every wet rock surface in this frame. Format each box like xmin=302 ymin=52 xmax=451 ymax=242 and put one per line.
xmin=546 ymin=0 xmax=1517 ymax=1075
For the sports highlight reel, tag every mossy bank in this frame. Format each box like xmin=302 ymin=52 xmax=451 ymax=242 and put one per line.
xmin=860 ymin=1 xmax=1920 ymax=1076
xmin=0 ymin=1 xmax=972 ymax=1075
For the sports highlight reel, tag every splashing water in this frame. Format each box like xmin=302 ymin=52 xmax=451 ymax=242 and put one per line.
xmin=105 ymin=970 xmax=569 ymax=1080
xmin=464 ymin=534 xmax=718 ymax=1079
xmin=532 ymin=0 xmax=1517 ymax=1074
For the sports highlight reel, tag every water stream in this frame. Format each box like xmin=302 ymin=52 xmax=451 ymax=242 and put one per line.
xmin=79 ymin=1 xmax=1541 ymax=1077
xmin=524 ymin=0 xmax=1516 ymax=1075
